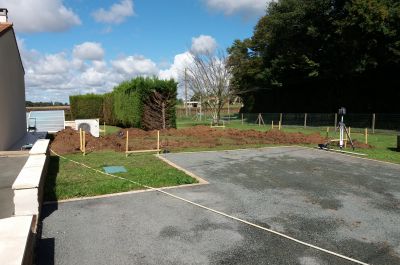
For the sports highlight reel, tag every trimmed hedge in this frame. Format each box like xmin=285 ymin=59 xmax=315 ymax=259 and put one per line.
xmin=112 ymin=77 xmax=177 ymax=129
xmin=69 ymin=77 xmax=177 ymax=130
xmin=102 ymin=92 xmax=115 ymax=125
xmin=70 ymin=94 xmax=104 ymax=121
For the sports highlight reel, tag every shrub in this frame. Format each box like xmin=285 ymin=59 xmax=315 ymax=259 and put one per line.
xmin=70 ymin=94 xmax=104 ymax=122
xmin=112 ymin=77 xmax=177 ymax=129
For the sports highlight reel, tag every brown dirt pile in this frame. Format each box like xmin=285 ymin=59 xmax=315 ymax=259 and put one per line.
xmin=50 ymin=126 xmax=371 ymax=155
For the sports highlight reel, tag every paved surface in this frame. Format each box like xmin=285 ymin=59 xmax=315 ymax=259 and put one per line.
xmin=37 ymin=147 xmax=400 ymax=265
xmin=0 ymin=156 xmax=28 ymax=219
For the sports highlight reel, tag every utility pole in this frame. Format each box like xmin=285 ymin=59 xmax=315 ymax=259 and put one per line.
xmin=184 ymin=68 xmax=188 ymax=117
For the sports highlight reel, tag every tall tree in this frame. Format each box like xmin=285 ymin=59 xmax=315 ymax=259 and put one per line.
xmin=186 ymin=51 xmax=232 ymax=124
xmin=228 ymin=0 xmax=400 ymax=112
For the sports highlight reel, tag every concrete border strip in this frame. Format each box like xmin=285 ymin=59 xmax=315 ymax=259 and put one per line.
xmin=50 ymin=148 xmax=370 ymax=265
xmin=44 ymin=183 xmax=205 ymax=205
xmin=156 ymin=154 xmax=209 ymax=184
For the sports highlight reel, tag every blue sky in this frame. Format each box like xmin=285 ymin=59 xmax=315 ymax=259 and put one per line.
xmin=1 ymin=0 xmax=268 ymax=102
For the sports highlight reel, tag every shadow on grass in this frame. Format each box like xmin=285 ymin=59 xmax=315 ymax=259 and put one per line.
xmin=387 ymin=147 xmax=399 ymax=152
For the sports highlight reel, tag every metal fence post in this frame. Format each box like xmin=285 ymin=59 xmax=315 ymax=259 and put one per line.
xmin=304 ymin=113 xmax=307 ymax=128
xmin=372 ymin=113 xmax=376 ymax=134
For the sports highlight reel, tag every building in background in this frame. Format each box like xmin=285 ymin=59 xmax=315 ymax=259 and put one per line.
xmin=0 ymin=8 xmax=26 ymax=150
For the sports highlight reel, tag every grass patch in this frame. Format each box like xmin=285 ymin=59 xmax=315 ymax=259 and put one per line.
xmin=44 ymin=151 xmax=197 ymax=201
xmin=101 ymin=125 xmax=121 ymax=135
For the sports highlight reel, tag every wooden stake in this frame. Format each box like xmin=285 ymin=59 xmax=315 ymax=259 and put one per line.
xmin=278 ymin=121 xmax=281 ymax=131
xmin=241 ymin=113 xmax=244 ymax=125
xmin=326 ymin=127 xmax=329 ymax=139
xmin=271 ymin=121 xmax=274 ymax=130
xmin=79 ymin=128 xmax=82 ymax=151
xmin=279 ymin=113 xmax=283 ymax=124
xmin=83 ymin=131 xmax=86 ymax=156
xmin=365 ymin=128 xmax=368 ymax=144
xmin=125 ymin=130 xmax=129 ymax=157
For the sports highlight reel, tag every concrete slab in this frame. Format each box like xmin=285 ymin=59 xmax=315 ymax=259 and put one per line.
xmin=29 ymin=139 xmax=49 ymax=155
xmin=9 ymin=132 xmax=47 ymax=151
xmin=37 ymin=147 xmax=400 ymax=265
xmin=0 ymin=215 xmax=34 ymax=265
xmin=0 ymin=156 xmax=28 ymax=219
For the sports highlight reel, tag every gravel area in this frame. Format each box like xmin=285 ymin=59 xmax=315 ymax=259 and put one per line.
xmin=37 ymin=147 xmax=400 ymax=264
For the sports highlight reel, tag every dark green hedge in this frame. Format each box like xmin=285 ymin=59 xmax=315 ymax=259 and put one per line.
xmin=102 ymin=93 xmax=115 ymax=125
xmin=112 ymin=77 xmax=177 ymax=128
xmin=69 ymin=94 xmax=104 ymax=121
xmin=70 ymin=77 xmax=177 ymax=130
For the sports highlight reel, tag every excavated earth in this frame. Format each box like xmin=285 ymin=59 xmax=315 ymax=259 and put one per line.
xmin=50 ymin=126 xmax=371 ymax=155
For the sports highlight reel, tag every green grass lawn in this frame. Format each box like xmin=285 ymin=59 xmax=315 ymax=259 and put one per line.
xmin=100 ymin=125 xmax=121 ymax=135
xmin=44 ymin=151 xmax=197 ymax=201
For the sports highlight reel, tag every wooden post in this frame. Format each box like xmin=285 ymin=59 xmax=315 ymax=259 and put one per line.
xmin=271 ymin=121 xmax=274 ymax=130
xmin=326 ymin=127 xmax=329 ymax=139
xmin=278 ymin=121 xmax=281 ymax=131
xmin=372 ymin=113 xmax=376 ymax=134
xmin=83 ymin=131 xmax=86 ymax=156
xmin=103 ymin=122 xmax=106 ymax=136
xmin=279 ymin=113 xmax=283 ymax=125
xmin=125 ymin=130 xmax=129 ymax=157
xmin=79 ymin=128 xmax=82 ymax=151
xmin=334 ymin=113 xmax=338 ymax=132
xmin=258 ymin=113 xmax=261 ymax=126
xmin=304 ymin=113 xmax=307 ymax=128
xmin=241 ymin=113 xmax=244 ymax=125
xmin=365 ymin=128 xmax=368 ymax=144
xmin=157 ymin=130 xmax=160 ymax=153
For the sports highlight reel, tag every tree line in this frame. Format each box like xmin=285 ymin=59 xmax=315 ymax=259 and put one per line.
xmin=227 ymin=0 xmax=400 ymax=113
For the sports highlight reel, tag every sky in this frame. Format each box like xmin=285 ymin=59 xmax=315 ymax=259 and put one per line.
xmin=1 ymin=0 xmax=269 ymax=103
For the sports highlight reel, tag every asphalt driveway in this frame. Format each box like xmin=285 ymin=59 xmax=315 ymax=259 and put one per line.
xmin=37 ymin=147 xmax=400 ymax=265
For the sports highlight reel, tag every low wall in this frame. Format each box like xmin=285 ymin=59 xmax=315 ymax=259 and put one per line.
xmin=1 ymin=139 xmax=50 ymax=265
xmin=12 ymin=139 xmax=49 ymax=227
xmin=0 ymin=216 xmax=34 ymax=265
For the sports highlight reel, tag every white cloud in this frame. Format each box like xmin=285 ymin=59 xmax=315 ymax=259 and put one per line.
xmin=0 ymin=0 xmax=81 ymax=33
xmin=159 ymin=52 xmax=193 ymax=81
xmin=205 ymin=0 xmax=268 ymax=16
xmin=111 ymin=55 xmax=158 ymax=77
xmin=191 ymin=35 xmax=217 ymax=55
xmin=92 ymin=0 xmax=135 ymax=24
xmin=34 ymin=53 xmax=71 ymax=75
xmin=73 ymin=42 xmax=105 ymax=61
xmin=20 ymin=34 xmax=219 ymax=102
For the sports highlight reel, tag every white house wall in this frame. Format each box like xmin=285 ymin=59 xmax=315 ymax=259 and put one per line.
xmin=0 ymin=28 xmax=26 ymax=150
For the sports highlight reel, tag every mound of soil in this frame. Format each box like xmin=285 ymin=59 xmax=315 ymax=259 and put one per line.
xmin=50 ymin=126 xmax=372 ymax=155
